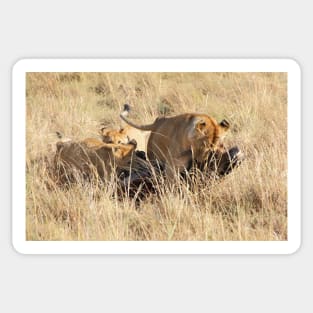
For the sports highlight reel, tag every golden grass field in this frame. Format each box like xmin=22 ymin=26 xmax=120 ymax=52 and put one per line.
xmin=26 ymin=72 xmax=287 ymax=241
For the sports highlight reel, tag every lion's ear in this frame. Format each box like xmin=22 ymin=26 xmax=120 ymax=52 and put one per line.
xmin=218 ymin=119 xmax=230 ymax=139
xmin=219 ymin=119 xmax=230 ymax=130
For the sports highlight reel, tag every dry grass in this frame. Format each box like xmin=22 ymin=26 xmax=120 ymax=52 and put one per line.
xmin=26 ymin=72 xmax=287 ymax=241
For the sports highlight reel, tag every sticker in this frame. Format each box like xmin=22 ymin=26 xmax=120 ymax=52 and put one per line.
xmin=12 ymin=59 xmax=301 ymax=254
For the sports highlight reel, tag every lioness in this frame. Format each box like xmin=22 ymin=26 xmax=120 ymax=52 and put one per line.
xmin=120 ymin=108 xmax=230 ymax=175
xmin=54 ymin=137 xmax=138 ymax=184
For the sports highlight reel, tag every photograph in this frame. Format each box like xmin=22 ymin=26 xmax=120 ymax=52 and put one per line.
xmin=12 ymin=59 xmax=300 ymax=254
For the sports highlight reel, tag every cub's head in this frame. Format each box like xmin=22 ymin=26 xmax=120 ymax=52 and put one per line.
xmin=191 ymin=115 xmax=230 ymax=161
xmin=100 ymin=126 xmax=129 ymax=145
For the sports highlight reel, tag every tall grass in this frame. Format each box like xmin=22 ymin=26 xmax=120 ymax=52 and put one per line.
xmin=26 ymin=72 xmax=287 ymax=240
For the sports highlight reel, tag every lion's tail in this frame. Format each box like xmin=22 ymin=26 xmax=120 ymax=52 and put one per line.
xmin=120 ymin=103 xmax=131 ymax=118
xmin=120 ymin=104 xmax=155 ymax=131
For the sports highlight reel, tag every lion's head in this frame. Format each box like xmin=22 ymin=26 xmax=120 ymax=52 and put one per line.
xmin=100 ymin=126 xmax=130 ymax=145
xmin=189 ymin=116 xmax=230 ymax=162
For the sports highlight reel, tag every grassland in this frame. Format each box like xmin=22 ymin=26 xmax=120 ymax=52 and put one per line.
xmin=26 ymin=72 xmax=287 ymax=240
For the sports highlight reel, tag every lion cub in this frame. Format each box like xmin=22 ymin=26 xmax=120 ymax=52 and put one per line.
xmin=54 ymin=137 xmax=137 ymax=184
xmin=100 ymin=105 xmax=150 ymax=153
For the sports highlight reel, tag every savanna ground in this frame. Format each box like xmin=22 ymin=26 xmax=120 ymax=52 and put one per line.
xmin=26 ymin=72 xmax=287 ymax=240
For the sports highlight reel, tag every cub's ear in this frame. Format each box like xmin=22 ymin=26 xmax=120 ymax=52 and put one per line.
xmin=219 ymin=119 xmax=230 ymax=130
xmin=99 ymin=126 xmax=107 ymax=135
xmin=100 ymin=130 xmax=113 ymax=143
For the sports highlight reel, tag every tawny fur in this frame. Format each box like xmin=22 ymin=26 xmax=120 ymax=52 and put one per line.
xmin=54 ymin=137 xmax=137 ymax=183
